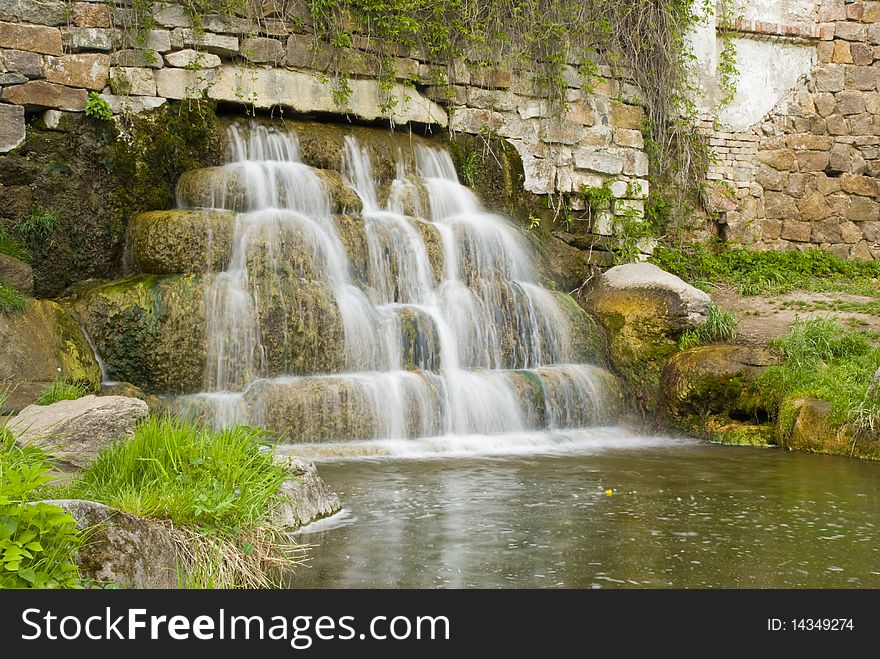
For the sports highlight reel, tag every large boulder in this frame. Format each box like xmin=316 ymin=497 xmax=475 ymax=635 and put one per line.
xmin=582 ymin=262 xmax=712 ymax=413
xmin=662 ymin=345 xmax=776 ymax=426
xmin=0 ymin=253 xmax=33 ymax=293
xmin=272 ymin=456 xmax=341 ymax=530
xmin=778 ymin=396 xmax=850 ymax=455
xmin=45 ymin=499 xmax=179 ymax=588
xmin=9 ymin=395 xmax=148 ymax=469
xmin=0 ymin=299 xmax=101 ymax=412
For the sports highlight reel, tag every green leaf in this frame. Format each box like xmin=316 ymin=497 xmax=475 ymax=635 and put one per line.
xmin=17 ymin=567 xmax=36 ymax=584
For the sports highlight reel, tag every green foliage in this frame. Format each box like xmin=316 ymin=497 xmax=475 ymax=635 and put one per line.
xmin=0 ymin=432 xmax=82 ymax=589
xmin=37 ymin=380 xmax=88 ymax=406
xmin=19 ymin=206 xmax=58 ymax=243
xmin=754 ymin=318 xmax=880 ymax=442
xmin=0 ymin=225 xmax=29 ymax=262
xmin=68 ymin=416 xmax=288 ymax=537
xmin=770 ymin=317 xmax=869 ymax=368
xmin=0 ymin=283 xmax=26 ymax=313
xmin=679 ymin=305 xmax=738 ymax=350
xmin=650 ymin=244 xmax=880 ymax=296
xmin=580 ymin=180 xmax=614 ymax=216
xmin=85 ymin=92 xmax=113 ymax=121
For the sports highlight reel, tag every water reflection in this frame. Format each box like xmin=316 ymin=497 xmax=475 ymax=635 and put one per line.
xmin=289 ymin=441 xmax=880 ymax=588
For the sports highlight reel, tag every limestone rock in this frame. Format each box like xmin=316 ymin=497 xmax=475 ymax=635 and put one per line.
xmin=9 ymin=395 xmax=148 ymax=469
xmin=71 ymin=2 xmax=112 ymax=28
xmin=582 ymin=263 xmax=711 ymax=412
xmin=163 ymin=49 xmax=221 ymax=69
xmin=125 ymin=209 xmax=236 ymax=274
xmin=662 ymin=345 xmax=776 ymax=428
xmin=67 ymin=27 xmax=115 ymax=52
xmin=73 ymin=274 xmax=346 ymax=394
xmin=111 ymin=49 xmax=164 ymax=70
xmin=0 ymin=103 xmax=25 ymax=153
xmin=176 ymin=166 xmax=362 ymax=216
xmin=1 ymin=80 xmax=88 ymax=111
xmin=241 ymin=37 xmax=284 ymax=64
xmin=0 ymin=20 xmax=62 ymax=54
xmin=0 ymin=299 xmax=101 ymax=411
xmin=208 ymin=64 xmax=448 ymax=127
xmin=272 ymin=456 xmax=342 ymax=530
xmin=99 ymin=381 xmax=147 ymax=401
xmin=0 ymin=252 xmax=32 ymax=293
xmin=45 ymin=499 xmax=179 ymax=588
xmin=0 ymin=49 xmax=43 ymax=78
xmin=44 ymin=54 xmax=110 ymax=91
xmin=781 ymin=396 xmax=849 ymax=455
xmin=0 ymin=0 xmax=67 ymax=26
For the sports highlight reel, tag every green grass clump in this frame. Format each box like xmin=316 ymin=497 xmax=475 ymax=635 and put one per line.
xmin=0 ymin=283 xmax=26 ymax=313
xmin=753 ymin=318 xmax=880 ymax=441
xmin=650 ymin=244 xmax=880 ymax=296
xmin=68 ymin=416 xmax=287 ymax=536
xmin=0 ymin=429 xmax=83 ymax=588
xmin=19 ymin=207 xmax=58 ymax=242
xmin=679 ymin=305 xmax=738 ymax=350
xmin=37 ymin=379 xmax=88 ymax=406
xmin=770 ymin=317 xmax=870 ymax=367
xmin=0 ymin=225 xmax=29 ymax=262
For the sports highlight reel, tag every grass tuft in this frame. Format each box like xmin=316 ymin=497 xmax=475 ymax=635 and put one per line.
xmin=68 ymin=416 xmax=288 ymax=536
xmin=37 ymin=379 xmax=88 ymax=406
xmin=0 ymin=283 xmax=26 ymax=313
xmin=770 ymin=317 xmax=869 ymax=367
xmin=650 ymin=244 xmax=880 ymax=297
xmin=679 ymin=305 xmax=738 ymax=350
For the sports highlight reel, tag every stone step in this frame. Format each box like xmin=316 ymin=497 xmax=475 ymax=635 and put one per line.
xmin=171 ymin=364 xmax=622 ymax=443
xmin=125 ymin=208 xmax=445 ymax=286
xmin=176 ymin=164 xmax=364 ymax=215
xmin=71 ymin=274 xmax=345 ymax=395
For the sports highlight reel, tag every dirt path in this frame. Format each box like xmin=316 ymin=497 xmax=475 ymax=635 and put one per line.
xmin=712 ymin=286 xmax=880 ymax=347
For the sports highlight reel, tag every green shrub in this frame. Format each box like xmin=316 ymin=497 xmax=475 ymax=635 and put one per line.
xmin=0 ymin=225 xmax=29 ymax=262
xmin=679 ymin=305 xmax=738 ymax=350
xmin=650 ymin=244 xmax=880 ymax=296
xmin=68 ymin=416 xmax=287 ymax=536
xmin=37 ymin=380 xmax=88 ymax=406
xmin=0 ymin=283 xmax=25 ymax=313
xmin=19 ymin=207 xmax=58 ymax=242
xmin=0 ymin=431 xmax=83 ymax=588
xmin=85 ymin=92 xmax=112 ymax=121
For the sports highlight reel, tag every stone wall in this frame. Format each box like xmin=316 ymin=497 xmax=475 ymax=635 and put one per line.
xmin=696 ymin=0 xmax=879 ymax=258
xmin=0 ymin=0 xmax=651 ymax=274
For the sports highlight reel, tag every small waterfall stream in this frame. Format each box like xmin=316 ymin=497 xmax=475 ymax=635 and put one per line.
xmin=180 ymin=123 xmax=621 ymax=456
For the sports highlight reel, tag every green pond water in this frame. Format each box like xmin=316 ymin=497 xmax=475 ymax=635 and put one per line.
xmin=287 ymin=433 xmax=880 ymax=588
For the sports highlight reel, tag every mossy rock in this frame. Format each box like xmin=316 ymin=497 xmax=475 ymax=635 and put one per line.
xmin=0 ymin=103 xmax=225 ymax=297
xmin=709 ymin=422 xmax=775 ymax=447
xmin=71 ymin=275 xmax=207 ymax=394
xmin=0 ymin=299 xmax=101 ymax=411
xmin=72 ymin=273 xmax=346 ymax=395
xmin=125 ymin=209 xmax=237 ymax=274
xmin=778 ymin=397 xmax=849 ymax=455
xmin=662 ymin=344 xmax=776 ymax=434
xmin=582 ymin=262 xmax=712 ymax=415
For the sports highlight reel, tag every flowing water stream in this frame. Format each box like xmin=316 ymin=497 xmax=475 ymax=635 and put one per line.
xmin=166 ymin=122 xmax=880 ymax=588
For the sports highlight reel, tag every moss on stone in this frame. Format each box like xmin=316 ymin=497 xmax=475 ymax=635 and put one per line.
xmin=0 ymin=299 xmax=101 ymax=411
xmin=710 ymin=423 xmax=775 ymax=447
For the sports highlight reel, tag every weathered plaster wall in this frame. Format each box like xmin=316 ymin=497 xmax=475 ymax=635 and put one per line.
xmin=696 ymin=0 xmax=879 ymax=258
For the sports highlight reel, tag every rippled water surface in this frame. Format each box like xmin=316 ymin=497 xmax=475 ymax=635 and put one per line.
xmin=289 ymin=437 xmax=880 ymax=588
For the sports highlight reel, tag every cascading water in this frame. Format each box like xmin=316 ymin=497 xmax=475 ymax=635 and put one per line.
xmin=183 ymin=122 xmax=622 ymax=457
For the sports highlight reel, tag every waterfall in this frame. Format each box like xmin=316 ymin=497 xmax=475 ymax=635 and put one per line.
xmin=185 ymin=123 xmax=619 ymax=453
